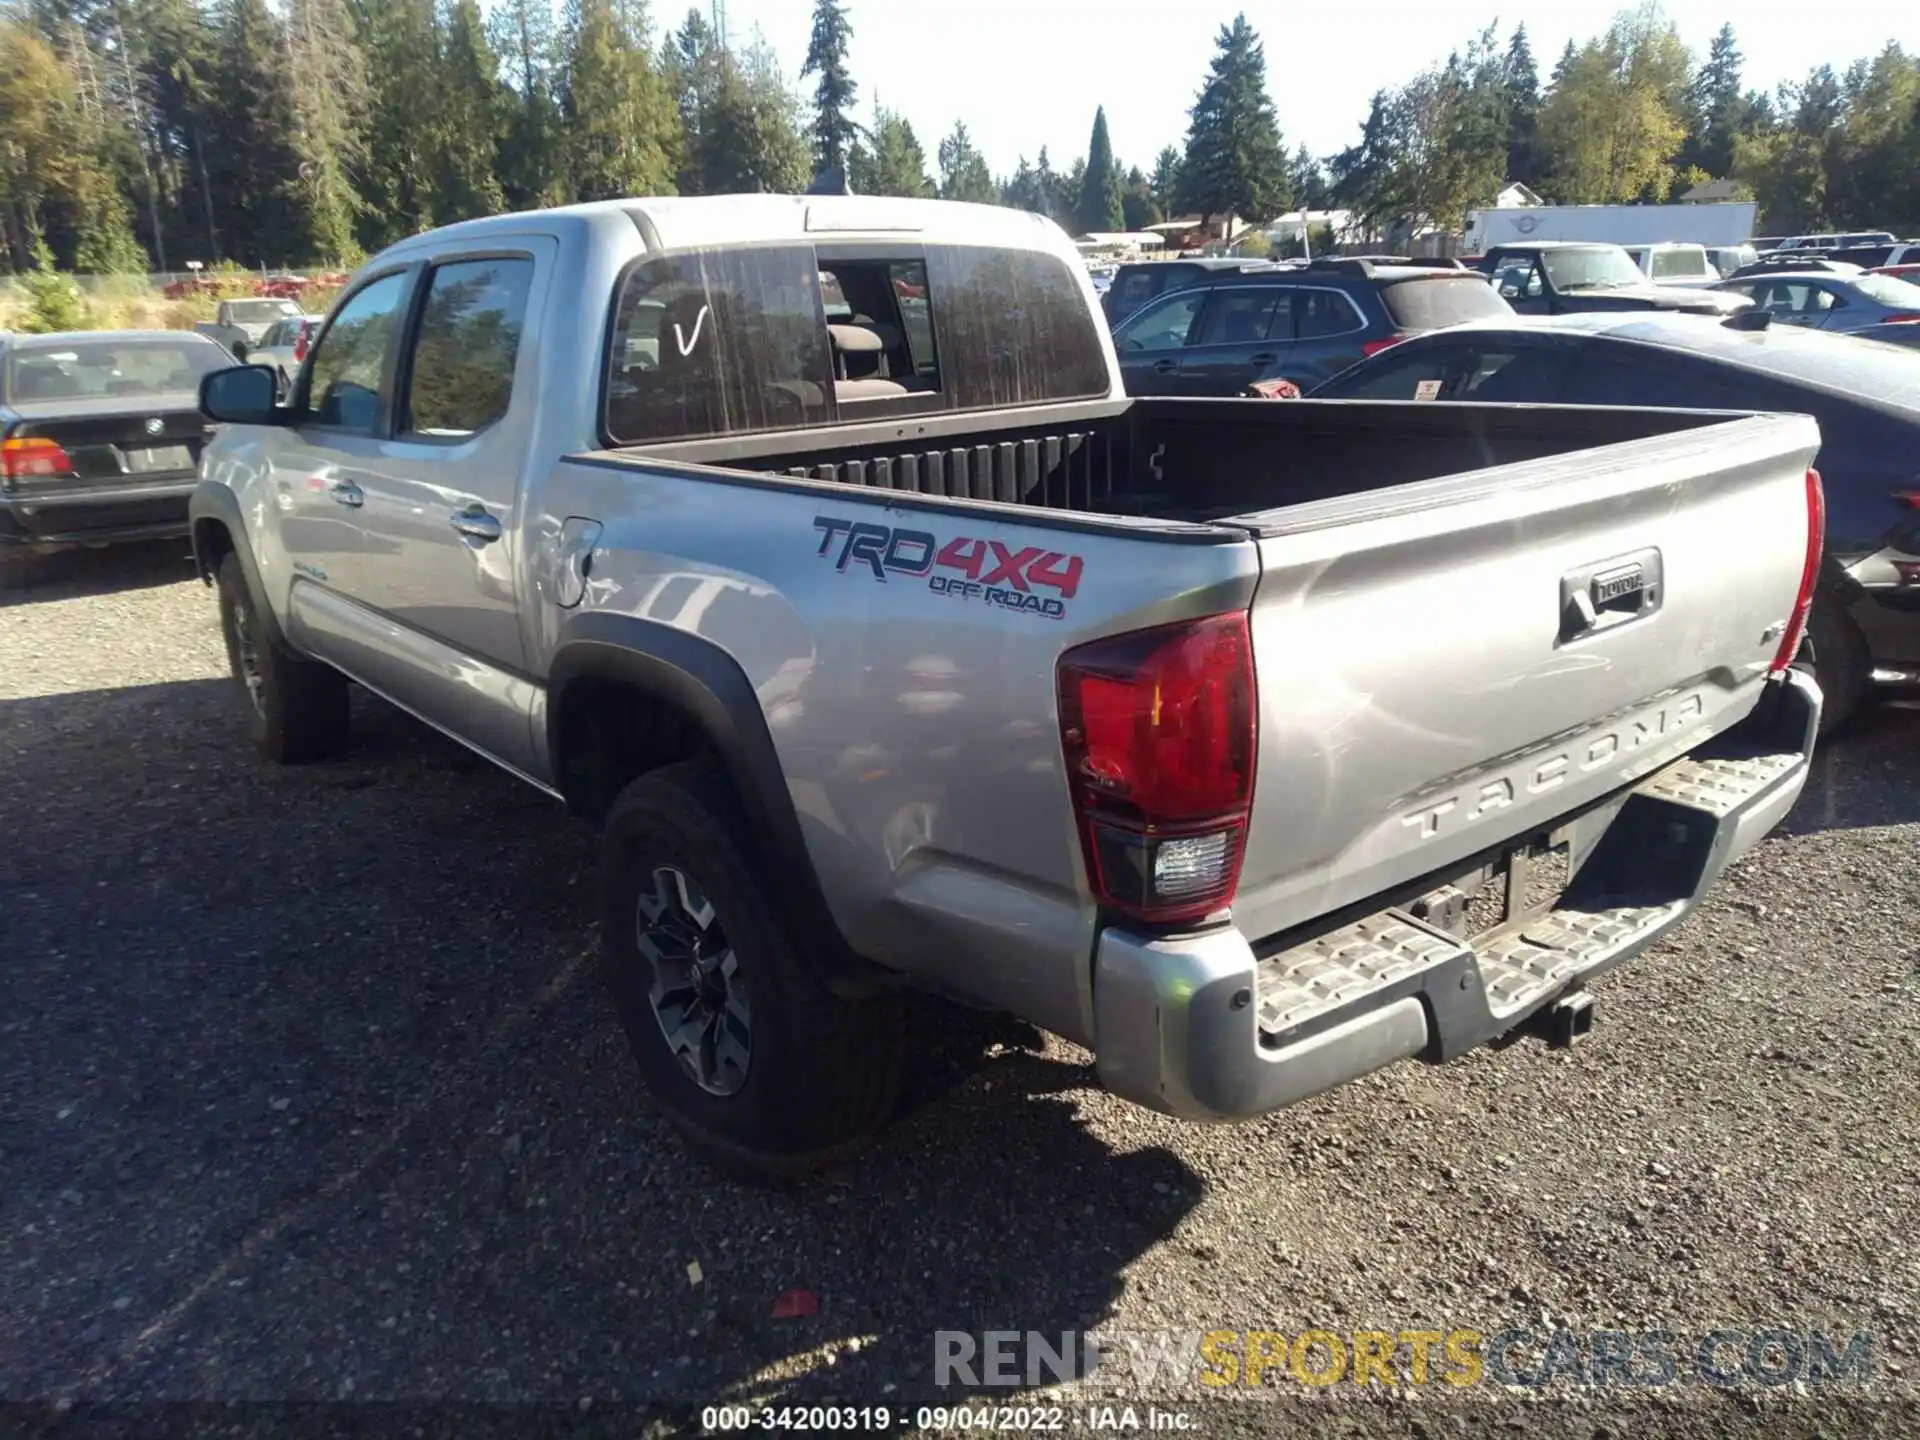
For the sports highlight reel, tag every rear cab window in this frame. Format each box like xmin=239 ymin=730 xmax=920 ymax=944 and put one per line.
xmin=603 ymin=243 xmax=1108 ymax=444
xmin=1380 ymin=275 xmax=1512 ymax=330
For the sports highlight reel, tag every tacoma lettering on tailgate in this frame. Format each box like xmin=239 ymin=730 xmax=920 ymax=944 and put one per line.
xmin=1401 ymin=691 xmax=1707 ymax=841
xmin=812 ymin=516 xmax=1084 ymax=619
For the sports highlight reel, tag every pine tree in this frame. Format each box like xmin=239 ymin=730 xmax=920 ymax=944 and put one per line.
xmin=204 ymin=0 xmax=306 ymax=264
xmin=437 ymin=0 xmax=507 ymax=222
xmin=1076 ymin=106 xmax=1124 ymax=234
xmin=492 ymin=0 xmax=568 ymax=209
xmin=849 ymin=108 xmax=931 ymax=197
xmin=1288 ymin=145 xmax=1329 ymax=209
xmin=1000 ymin=155 xmax=1040 ymax=213
xmin=694 ymin=35 xmax=808 ymax=194
xmin=559 ymin=0 xmax=680 ymax=201
xmin=1179 ymin=14 xmax=1290 ymax=227
xmin=1503 ymin=23 xmax=1541 ymax=184
xmin=800 ymin=0 xmax=855 ymax=177
xmin=936 ymin=121 xmax=997 ymax=204
xmin=285 ymin=0 xmax=367 ymax=263
xmin=663 ymin=7 xmax=721 ymax=191
xmin=357 ymin=0 xmax=443 ymax=245
xmin=1148 ymin=146 xmax=1181 ymax=216
xmin=1119 ymin=166 xmax=1160 ymax=229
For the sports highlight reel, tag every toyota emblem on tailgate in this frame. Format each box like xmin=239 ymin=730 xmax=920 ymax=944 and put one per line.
xmin=144 ymin=417 xmax=164 ymax=436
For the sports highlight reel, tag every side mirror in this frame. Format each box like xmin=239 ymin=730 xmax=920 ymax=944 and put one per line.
xmin=200 ymin=365 xmax=284 ymax=426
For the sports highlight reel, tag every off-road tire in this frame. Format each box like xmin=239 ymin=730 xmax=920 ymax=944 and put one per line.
xmin=216 ymin=551 xmax=349 ymax=762
xmin=599 ymin=759 xmax=904 ymax=1179
xmin=1799 ymin=594 xmax=1871 ymax=739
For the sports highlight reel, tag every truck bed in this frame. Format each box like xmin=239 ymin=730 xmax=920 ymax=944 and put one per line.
xmin=616 ymin=396 xmax=1746 ymax=526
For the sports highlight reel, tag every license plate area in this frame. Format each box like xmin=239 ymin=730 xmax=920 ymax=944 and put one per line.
xmin=1407 ymin=833 xmax=1573 ymax=943
xmin=123 ymin=443 xmax=193 ymax=473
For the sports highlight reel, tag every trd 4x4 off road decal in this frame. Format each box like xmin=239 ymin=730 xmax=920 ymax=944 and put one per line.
xmin=812 ymin=516 xmax=1084 ymax=619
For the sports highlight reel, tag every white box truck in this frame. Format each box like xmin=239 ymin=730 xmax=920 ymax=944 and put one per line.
xmin=1465 ymin=203 xmax=1757 ymax=253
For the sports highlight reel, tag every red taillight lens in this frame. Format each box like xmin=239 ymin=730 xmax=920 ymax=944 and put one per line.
xmin=1362 ymin=335 xmax=1407 ymax=357
xmin=1 ymin=435 xmax=74 ymax=480
xmin=1058 ymin=613 xmax=1257 ymax=924
xmin=1882 ymin=314 xmax=1920 ymax=324
xmin=1771 ymin=467 xmax=1826 ymax=674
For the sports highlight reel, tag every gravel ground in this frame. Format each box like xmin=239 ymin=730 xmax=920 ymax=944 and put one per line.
xmin=3 ymin=544 xmax=1918 ymax=1438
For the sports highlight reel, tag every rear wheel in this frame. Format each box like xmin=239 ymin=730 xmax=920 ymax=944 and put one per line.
xmin=216 ymin=551 xmax=349 ymax=762
xmin=1796 ymin=594 xmax=1871 ymax=739
xmin=599 ymin=759 xmax=903 ymax=1179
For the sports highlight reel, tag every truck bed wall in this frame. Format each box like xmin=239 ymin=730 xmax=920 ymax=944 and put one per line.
xmin=634 ymin=399 xmax=1730 ymax=526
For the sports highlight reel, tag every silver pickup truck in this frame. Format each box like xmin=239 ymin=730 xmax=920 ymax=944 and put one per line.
xmin=190 ymin=195 xmax=1825 ymax=1176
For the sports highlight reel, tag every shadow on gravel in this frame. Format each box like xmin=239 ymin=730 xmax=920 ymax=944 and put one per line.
xmin=1783 ymin=698 xmax=1920 ymax=837
xmin=0 ymin=675 xmax=1201 ymax=1414
xmin=0 ymin=540 xmax=198 ymax=609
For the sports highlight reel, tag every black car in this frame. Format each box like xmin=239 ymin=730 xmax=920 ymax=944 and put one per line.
xmin=0 ymin=330 xmax=227 ymax=585
xmin=1310 ymin=313 xmax=1920 ymax=733
xmin=1476 ymin=242 xmax=1748 ymax=317
xmin=1101 ymin=258 xmax=1273 ymax=327
xmin=1109 ymin=259 xmax=1514 ymax=397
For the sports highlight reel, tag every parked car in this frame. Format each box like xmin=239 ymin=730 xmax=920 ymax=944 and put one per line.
xmin=1872 ymin=264 xmax=1920 ymax=286
xmin=1704 ymin=244 xmax=1759 ymax=278
xmin=192 ymin=297 xmax=303 ymax=360
xmin=1475 ymin=242 xmax=1750 ymax=316
xmin=190 ymin=194 xmax=1822 ymax=1175
xmin=1102 ymin=257 xmax=1272 ymax=326
xmin=0 ymin=330 xmax=227 ymax=584
xmin=1831 ymin=241 xmax=1920 ymax=269
xmin=248 ymin=313 xmax=325 ymax=392
xmin=1311 ymin=311 xmax=1920 ymax=732
xmin=1776 ymin=231 xmax=1897 ymax=252
xmin=1623 ymin=242 xmax=1719 ymax=286
xmin=1110 ymin=258 xmax=1514 ymax=396
xmin=1857 ymin=321 xmax=1920 ymax=350
xmin=1712 ymin=267 xmax=1920 ymax=333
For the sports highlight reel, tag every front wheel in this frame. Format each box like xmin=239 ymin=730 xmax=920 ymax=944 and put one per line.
xmin=599 ymin=759 xmax=903 ymax=1179
xmin=216 ymin=551 xmax=350 ymax=762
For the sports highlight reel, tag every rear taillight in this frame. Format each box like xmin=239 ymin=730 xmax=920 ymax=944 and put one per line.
xmin=1 ymin=435 xmax=74 ymax=480
xmin=1057 ymin=613 xmax=1257 ymax=924
xmin=1771 ymin=467 xmax=1826 ymax=674
xmin=1362 ymin=335 xmax=1407 ymax=357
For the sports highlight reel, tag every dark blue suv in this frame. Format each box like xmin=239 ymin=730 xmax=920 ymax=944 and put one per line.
xmin=1110 ymin=259 xmax=1514 ymax=397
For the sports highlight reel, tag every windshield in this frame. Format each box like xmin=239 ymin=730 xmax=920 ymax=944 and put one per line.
xmin=1852 ymin=275 xmax=1920 ymax=307
xmin=1540 ymin=247 xmax=1646 ymax=291
xmin=4 ymin=338 xmax=226 ymax=403
xmin=228 ymin=299 xmax=298 ymax=323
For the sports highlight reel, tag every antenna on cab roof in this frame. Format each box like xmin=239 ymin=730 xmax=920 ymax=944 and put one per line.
xmin=806 ymin=165 xmax=852 ymax=197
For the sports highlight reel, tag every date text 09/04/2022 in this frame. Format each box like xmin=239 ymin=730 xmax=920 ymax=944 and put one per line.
xmin=700 ymin=1404 xmax=1194 ymax=1432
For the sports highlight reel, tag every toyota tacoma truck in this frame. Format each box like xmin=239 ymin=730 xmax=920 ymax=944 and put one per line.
xmin=189 ymin=194 xmax=1825 ymax=1175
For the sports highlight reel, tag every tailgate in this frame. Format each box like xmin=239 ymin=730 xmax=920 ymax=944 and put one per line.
xmin=1227 ymin=411 xmax=1820 ymax=943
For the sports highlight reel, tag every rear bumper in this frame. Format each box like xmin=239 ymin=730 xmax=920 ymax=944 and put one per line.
xmin=1092 ymin=669 xmax=1821 ymax=1121
xmin=0 ymin=481 xmax=197 ymax=551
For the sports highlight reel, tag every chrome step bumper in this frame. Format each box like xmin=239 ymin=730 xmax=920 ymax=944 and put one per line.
xmin=1093 ymin=670 xmax=1819 ymax=1121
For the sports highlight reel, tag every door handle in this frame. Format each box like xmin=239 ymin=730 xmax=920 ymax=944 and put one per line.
xmin=1248 ymin=352 xmax=1277 ymax=366
xmin=329 ymin=481 xmax=363 ymax=508
xmin=1152 ymin=358 xmax=1179 ymax=373
xmin=450 ymin=504 xmax=502 ymax=544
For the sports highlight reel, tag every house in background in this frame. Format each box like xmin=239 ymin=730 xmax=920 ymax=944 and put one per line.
xmin=1680 ymin=178 xmax=1753 ymax=204
xmin=1494 ymin=181 xmax=1544 ymax=209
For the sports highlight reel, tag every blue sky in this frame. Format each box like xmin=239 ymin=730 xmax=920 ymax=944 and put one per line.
xmin=714 ymin=0 xmax=1920 ymax=178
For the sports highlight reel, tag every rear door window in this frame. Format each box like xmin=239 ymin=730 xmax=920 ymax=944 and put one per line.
xmin=1380 ymin=276 xmax=1511 ymax=330
xmin=1294 ymin=288 xmax=1366 ymax=339
xmin=605 ymin=245 xmax=833 ymax=444
xmin=925 ymin=245 xmax=1111 ymax=407
xmin=1192 ymin=289 xmax=1283 ymax=347
xmin=401 ymin=257 xmax=534 ymax=438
